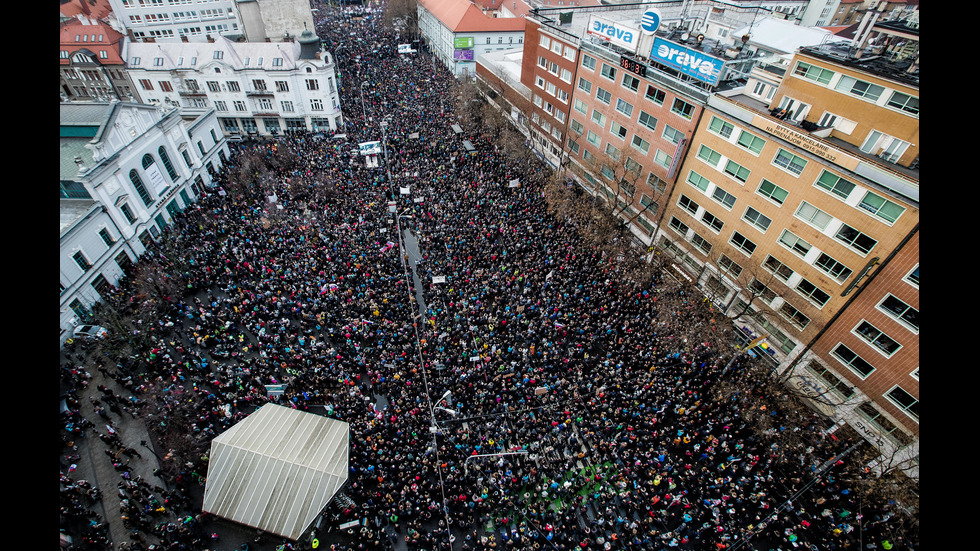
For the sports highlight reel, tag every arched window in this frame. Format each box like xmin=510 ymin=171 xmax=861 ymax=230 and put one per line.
xmin=158 ymin=146 xmax=178 ymax=181
xmin=142 ymin=154 xmax=155 ymax=169
xmin=129 ymin=169 xmax=153 ymax=206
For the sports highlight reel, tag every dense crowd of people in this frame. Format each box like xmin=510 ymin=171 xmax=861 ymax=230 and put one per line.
xmin=59 ymin=3 xmax=915 ymax=551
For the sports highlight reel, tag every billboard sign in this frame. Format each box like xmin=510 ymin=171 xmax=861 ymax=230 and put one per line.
xmin=586 ymin=15 xmax=639 ymax=53
xmin=454 ymin=49 xmax=474 ymax=61
xmin=650 ymin=37 xmax=724 ymax=85
xmin=454 ymin=36 xmax=474 ymax=48
xmin=640 ymin=9 xmax=662 ymax=34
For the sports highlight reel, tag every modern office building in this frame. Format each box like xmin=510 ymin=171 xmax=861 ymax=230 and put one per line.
xmin=123 ymin=30 xmax=344 ymax=135
xmin=60 ymin=101 xmax=228 ymax=345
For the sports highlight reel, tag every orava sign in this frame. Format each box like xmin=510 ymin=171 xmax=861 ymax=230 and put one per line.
xmin=587 ymin=15 xmax=639 ymax=53
xmin=651 ymin=37 xmax=724 ymax=86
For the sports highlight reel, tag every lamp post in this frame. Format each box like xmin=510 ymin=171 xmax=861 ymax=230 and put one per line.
xmin=360 ymin=82 xmax=368 ymax=121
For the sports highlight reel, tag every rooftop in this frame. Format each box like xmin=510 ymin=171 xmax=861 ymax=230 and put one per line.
xmin=417 ymin=0 xmax=526 ymax=33
xmin=123 ymin=35 xmax=330 ymax=72
xmin=798 ymin=40 xmax=918 ymax=88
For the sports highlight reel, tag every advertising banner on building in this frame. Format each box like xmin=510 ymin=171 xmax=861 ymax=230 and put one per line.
xmin=454 ymin=49 xmax=474 ymax=61
xmin=144 ymin=161 xmax=168 ymax=198
xmin=650 ymin=37 xmax=724 ymax=86
xmin=586 ymin=14 xmax=640 ymax=54
xmin=454 ymin=36 xmax=474 ymax=48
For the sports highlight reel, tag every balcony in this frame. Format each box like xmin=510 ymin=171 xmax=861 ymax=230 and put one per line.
xmin=246 ymin=89 xmax=274 ymax=96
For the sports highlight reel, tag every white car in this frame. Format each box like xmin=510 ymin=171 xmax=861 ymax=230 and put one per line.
xmin=73 ymin=324 xmax=108 ymax=340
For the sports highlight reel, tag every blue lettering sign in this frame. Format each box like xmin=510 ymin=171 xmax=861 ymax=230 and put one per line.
xmin=650 ymin=37 xmax=724 ymax=86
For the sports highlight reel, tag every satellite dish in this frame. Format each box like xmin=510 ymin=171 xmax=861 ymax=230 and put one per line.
xmin=681 ymin=32 xmax=690 ymax=41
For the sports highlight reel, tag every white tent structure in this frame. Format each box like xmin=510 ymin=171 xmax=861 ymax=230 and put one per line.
xmin=202 ymin=403 xmax=350 ymax=541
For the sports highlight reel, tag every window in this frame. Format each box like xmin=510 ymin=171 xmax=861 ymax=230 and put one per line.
xmin=878 ymin=294 xmax=919 ymax=332
xmin=121 ymin=203 xmax=137 ymax=224
xmin=560 ymin=68 xmax=573 ymax=83
xmin=718 ymin=254 xmax=743 ymax=278
xmin=835 ymin=223 xmax=877 ymax=254
xmin=671 ymin=98 xmax=694 ymax=119
xmin=640 ymin=193 xmax=659 ymax=216
xmin=570 ymin=119 xmax=584 ymax=135
xmin=537 ymin=55 xmax=548 ymax=69
xmin=233 ymin=100 xmax=246 ymax=112
xmin=793 ymin=61 xmax=834 ymax=85
xmin=252 ymin=79 xmax=266 ymax=91
xmin=905 ymin=264 xmax=919 ymax=287
xmin=743 ymin=207 xmax=771 ymax=232
xmin=600 ymin=63 xmax=617 ymax=81
xmin=854 ymin=320 xmax=901 ymax=356
xmin=780 ymin=301 xmax=810 ymax=330
xmin=807 ymin=360 xmax=856 ymax=399
xmin=582 ymin=54 xmax=596 ymax=70
xmin=708 ymin=116 xmax=734 ymax=138
xmin=591 ymin=110 xmax=606 ymax=127
xmin=691 ymin=233 xmax=712 ymax=254
xmin=638 ymin=111 xmax=657 ymax=131
xmin=306 ymin=79 xmax=319 ymax=90
xmin=207 ymin=80 xmax=221 ymax=92
xmin=662 ymin=124 xmax=683 ymax=145
xmin=615 ymin=98 xmax=633 ymax=117
xmin=730 ymin=232 xmax=756 ymax=256
xmin=578 ymin=77 xmax=592 ymax=94
xmin=226 ymin=81 xmax=240 ymax=92
xmin=763 ymin=255 xmax=794 ymax=281
xmin=814 ymin=253 xmax=852 ymax=282
xmin=213 ymin=50 xmax=223 ymax=59
xmin=645 ymin=85 xmax=665 ymax=105
xmin=858 ymin=191 xmax=905 ymax=223
xmin=757 ymin=179 xmax=787 ymax=205
xmin=796 ymin=278 xmax=830 ymax=307
xmin=711 ymin=186 xmax=736 ymax=209
xmin=835 ymin=75 xmax=884 ymax=101
xmin=604 ymin=143 xmax=621 ymax=161
xmin=724 ymin=160 xmax=750 ymax=183
xmin=886 ymin=91 xmax=919 ymax=116
xmin=600 ymin=164 xmax=616 ymax=179
xmin=129 ymin=169 xmax=152 ymax=206
xmin=773 ymin=149 xmax=807 ymax=175
xmin=622 ymin=74 xmax=639 ymax=91
xmin=567 ymin=138 xmax=580 ymax=155
xmin=687 ymin=170 xmax=710 ymax=192
xmin=678 ymin=194 xmax=699 ymax=215
xmin=610 ymin=122 xmax=628 ymax=140
xmin=586 ymin=131 xmax=601 ymax=146
xmin=669 ymin=216 xmax=689 ymax=235
xmin=73 ymin=251 xmax=92 ymax=271
xmin=275 ymin=81 xmax=289 ymax=92
xmin=197 ymin=141 xmax=205 ymax=155
xmin=214 ymin=100 xmax=227 ymax=111
xmin=624 ymin=159 xmax=641 ymax=178
xmin=832 ymin=343 xmax=876 ymax=378
xmin=814 ymin=170 xmax=855 ymax=200
xmin=311 ymin=98 xmax=323 ymax=111
xmin=736 ymin=131 xmax=766 ymax=154
xmin=159 ymin=81 xmax=173 ymax=92
xmin=654 ymin=149 xmax=672 ymax=169
xmin=700 ymin=210 xmax=724 ymax=232
xmin=631 ymin=135 xmax=649 ymax=154
xmin=697 ymin=145 xmax=721 ymax=167
xmin=779 ymin=230 xmax=811 ymax=257
xmin=596 ymin=88 xmax=611 ymax=104
xmin=158 ymin=146 xmax=178 ymax=181
xmin=99 ymin=228 xmax=115 ymax=247
xmin=138 ymin=79 xmax=153 ymax=91
xmin=885 ymin=386 xmax=919 ymax=421
xmin=273 ymin=57 xmax=283 ymax=66
xmin=749 ymin=279 xmax=777 ymax=304
xmin=795 ymin=202 xmax=832 ymax=230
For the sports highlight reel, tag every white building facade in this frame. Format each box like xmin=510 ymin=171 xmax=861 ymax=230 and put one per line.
xmin=124 ymin=34 xmax=343 ymax=136
xmin=60 ymin=101 xmax=228 ymax=345
xmin=106 ymin=0 xmax=244 ymax=42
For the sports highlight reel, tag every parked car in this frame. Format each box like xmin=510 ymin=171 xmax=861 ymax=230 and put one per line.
xmin=73 ymin=324 xmax=108 ymax=340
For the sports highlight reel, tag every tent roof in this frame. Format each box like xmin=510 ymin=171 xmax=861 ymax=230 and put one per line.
xmin=202 ymin=403 xmax=349 ymax=541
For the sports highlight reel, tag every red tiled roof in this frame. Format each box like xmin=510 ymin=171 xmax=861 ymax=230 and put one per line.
xmin=60 ymin=19 xmax=126 ymax=65
xmin=418 ymin=0 xmax=526 ymax=32
xmin=60 ymin=0 xmax=114 ymax=21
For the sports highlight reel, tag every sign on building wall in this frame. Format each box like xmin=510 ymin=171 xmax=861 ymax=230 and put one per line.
xmin=145 ymin=161 xmax=169 ymax=197
xmin=454 ymin=36 xmax=474 ymax=49
xmin=650 ymin=37 xmax=724 ymax=85
xmin=454 ymin=49 xmax=474 ymax=61
xmin=586 ymin=15 xmax=640 ymax=54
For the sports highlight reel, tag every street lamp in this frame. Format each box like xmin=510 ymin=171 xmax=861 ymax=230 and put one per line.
xmin=359 ymin=82 xmax=368 ymax=121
